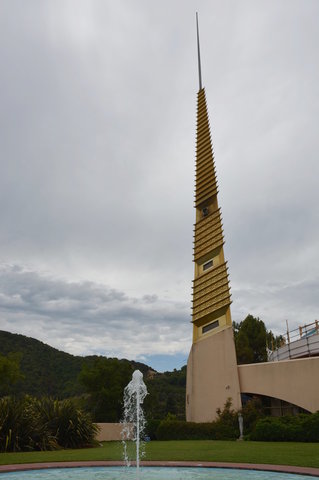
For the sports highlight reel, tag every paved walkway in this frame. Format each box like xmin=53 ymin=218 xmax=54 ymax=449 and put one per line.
xmin=0 ymin=461 xmax=319 ymax=477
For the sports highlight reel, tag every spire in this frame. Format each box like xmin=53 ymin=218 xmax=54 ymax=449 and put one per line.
xmin=195 ymin=90 xmax=218 ymax=206
xmin=191 ymin=39 xmax=232 ymax=342
xmin=186 ymin=13 xmax=241 ymax=426
xmin=196 ymin=12 xmax=203 ymax=91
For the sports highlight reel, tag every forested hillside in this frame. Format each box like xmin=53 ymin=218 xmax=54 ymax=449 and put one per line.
xmin=0 ymin=315 xmax=278 ymax=421
xmin=0 ymin=330 xmax=186 ymax=420
xmin=0 ymin=331 xmax=151 ymax=397
xmin=0 ymin=330 xmax=86 ymax=398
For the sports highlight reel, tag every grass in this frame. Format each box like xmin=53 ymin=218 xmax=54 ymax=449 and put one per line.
xmin=1 ymin=441 xmax=319 ymax=468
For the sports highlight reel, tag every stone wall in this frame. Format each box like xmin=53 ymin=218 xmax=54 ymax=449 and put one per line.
xmin=96 ymin=423 xmax=125 ymax=441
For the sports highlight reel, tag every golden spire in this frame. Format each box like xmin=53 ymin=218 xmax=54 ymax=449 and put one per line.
xmin=192 ymin=22 xmax=232 ymax=341
xmin=186 ymin=14 xmax=242 ymax=426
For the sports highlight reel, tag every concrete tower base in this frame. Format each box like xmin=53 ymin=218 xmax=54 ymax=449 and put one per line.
xmin=186 ymin=327 xmax=242 ymax=422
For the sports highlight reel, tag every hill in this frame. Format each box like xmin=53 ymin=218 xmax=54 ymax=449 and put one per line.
xmin=0 ymin=330 xmax=152 ymax=398
xmin=0 ymin=330 xmax=186 ymax=419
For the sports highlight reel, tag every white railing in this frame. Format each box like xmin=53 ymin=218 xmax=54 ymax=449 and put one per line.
xmin=268 ymin=320 xmax=319 ymax=362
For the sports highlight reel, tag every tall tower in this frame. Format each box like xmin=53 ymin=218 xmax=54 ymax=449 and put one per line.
xmin=186 ymin=15 xmax=241 ymax=422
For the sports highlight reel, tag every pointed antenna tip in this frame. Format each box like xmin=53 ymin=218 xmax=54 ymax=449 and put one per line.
xmin=196 ymin=12 xmax=203 ymax=91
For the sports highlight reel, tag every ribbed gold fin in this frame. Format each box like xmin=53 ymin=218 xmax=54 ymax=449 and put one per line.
xmin=192 ymin=88 xmax=232 ymax=341
xmin=195 ymin=89 xmax=218 ymax=207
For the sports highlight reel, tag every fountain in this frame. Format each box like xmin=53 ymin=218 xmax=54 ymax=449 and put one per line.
xmin=121 ymin=370 xmax=148 ymax=477
xmin=1 ymin=374 xmax=317 ymax=479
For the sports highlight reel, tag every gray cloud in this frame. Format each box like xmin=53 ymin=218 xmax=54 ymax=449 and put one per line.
xmin=0 ymin=0 xmax=318 ymax=366
xmin=233 ymin=276 xmax=319 ymax=332
xmin=0 ymin=264 xmax=191 ymax=360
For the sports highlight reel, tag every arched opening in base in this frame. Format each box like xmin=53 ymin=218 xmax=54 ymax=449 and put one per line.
xmin=241 ymin=393 xmax=310 ymax=417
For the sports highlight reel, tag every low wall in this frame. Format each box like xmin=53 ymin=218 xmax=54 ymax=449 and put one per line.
xmin=96 ymin=423 xmax=124 ymax=441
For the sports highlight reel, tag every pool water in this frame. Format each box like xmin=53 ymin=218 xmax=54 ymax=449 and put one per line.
xmin=0 ymin=467 xmax=318 ymax=480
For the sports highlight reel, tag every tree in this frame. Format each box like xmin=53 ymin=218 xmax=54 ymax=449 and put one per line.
xmin=266 ymin=330 xmax=285 ymax=350
xmin=144 ymin=366 xmax=186 ymax=420
xmin=233 ymin=315 xmax=268 ymax=364
xmin=0 ymin=353 xmax=23 ymax=395
xmin=79 ymin=357 xmax=133 ymax=422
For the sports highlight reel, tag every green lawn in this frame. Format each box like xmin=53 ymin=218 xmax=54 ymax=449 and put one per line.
xmin=1 ymin=441 xmax=319 ymax=468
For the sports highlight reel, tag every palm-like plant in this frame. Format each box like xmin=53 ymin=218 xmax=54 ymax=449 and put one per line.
xmin=53 ymin=399 xmax=99 ymax=448
xmin=0 ymin=396 xmax=98 ymax=452
xmin=0 ymin=396 xmax=47 ymax=452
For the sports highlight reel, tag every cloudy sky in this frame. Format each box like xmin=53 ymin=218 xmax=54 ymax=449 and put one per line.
xmin=0 ymin=0 xmax=318 ymax=371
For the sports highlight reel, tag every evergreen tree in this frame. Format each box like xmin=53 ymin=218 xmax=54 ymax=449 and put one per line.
xmin=233 ymin=314 xmax=268 ymax=364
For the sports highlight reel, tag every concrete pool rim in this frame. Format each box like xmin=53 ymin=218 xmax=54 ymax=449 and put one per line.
xmin=0 ymin=461 xmax=319 ymax=477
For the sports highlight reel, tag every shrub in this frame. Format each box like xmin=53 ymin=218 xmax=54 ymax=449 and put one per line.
xmin=250 ymin=413 xmax=319 ymax=442
xmin=0 ymin=396 xmax=55 ymax=452
xmin=214 ymin=398 xmax=239 ymax=439
xmin=146 ymin=419 xmax=161 ymax=440
xmin=157 ymin=420 xmax=207 ymax=440
xmin=53 ymin=399 xmax=98 ymax=448
xmin=37 ymin=397 xmax=99 ymax=449
xmin=156 ymin=419 xmax=239 ymax=441
xmin=0 ymin=396 xmax=30 ymax=452
xmin=0 ymin=395 xmax=98 ymax=452
xmin=301 ymin=412 xmax=319 ymax=442
xmin=251 ymin=417 xmax=289 ymax=441
xmin=156 ymin=399 xmax=239 ymax=441
xmin=240 ymin=397 xmax=265 ymax=434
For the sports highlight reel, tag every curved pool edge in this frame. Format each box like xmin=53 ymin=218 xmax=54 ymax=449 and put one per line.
xmin=0 ymin=461 xmax=318 ymax=477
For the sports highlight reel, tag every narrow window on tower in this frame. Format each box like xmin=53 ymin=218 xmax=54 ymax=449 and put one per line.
xmin=203 ymin=259 xmax=213 ymax=271
xmin=202 ymin=320 xmax=219 ymax=334
xmin=202 ymin=206 xmax=209 ymax=218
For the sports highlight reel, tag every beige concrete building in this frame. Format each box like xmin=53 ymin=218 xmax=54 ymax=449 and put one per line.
xmin=186 ymin=22 xmax=319 ymax=421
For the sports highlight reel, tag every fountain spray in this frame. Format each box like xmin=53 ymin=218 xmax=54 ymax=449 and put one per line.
xmin=121 ymin=370 xmax=148 ymax=475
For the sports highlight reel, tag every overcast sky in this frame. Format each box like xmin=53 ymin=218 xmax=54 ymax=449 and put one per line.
xmin=0 ymin=0 xmax=318 ymax=371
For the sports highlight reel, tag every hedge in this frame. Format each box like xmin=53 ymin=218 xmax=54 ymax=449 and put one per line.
xmin=154 ymin=398 xmax=240 ymax=441
xmin=250 ymin=413 xmax=319 ymax=442
xmin=156 ymin=419 xmax=239 ymax=440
